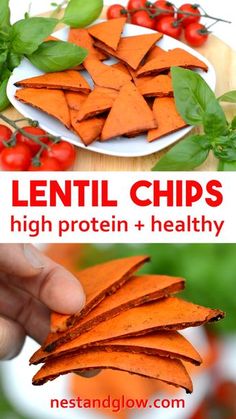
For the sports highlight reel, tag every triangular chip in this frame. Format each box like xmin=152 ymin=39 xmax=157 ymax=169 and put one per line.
xmin=15 ymin=70 xmax=91 ymax=94
xmin=32 ymin=350 xmax=193 ymax=393
xmin=148 ymin=97 xmax=188 ymax=142
xmin=15 ymin=88 xmax=70 ymax=128
xmin=138 ymin=74 xmax=173 ymax=97
xmin=30 ymin=297 xmax=224 ymax=365
xmin=43 ymin=274 xmax=185 ymax=351
xmin=50 ymin=255 xmax=149 ymax=333
xmin=70 ymin=109 xmax=105 ymax=145
xmin=65 ymin=91 xmax=88 ymax=111
xmin=96 ymin=331 xmax=202 ymax=365
xmin=88 ymin=18 xmax=126 ymax=50
xmin=77 ymin=86 xmax=118 ymax=121
xmin=144 ymin=45 xmax=166 ymax=63
xmin=111 ymin=62 xmax=131 ymax=76
xmin=101 ymin=82 xmax=157 ymax=141
xmin=94 ymin=33 xmax=163 ymax=70
xmin=84 ymin=58 xmax=132 ymax=90
xmin=68 ymin=28 xmax=107 ymax=62
xmin=137 ymin=48 xmax=208 ymax=77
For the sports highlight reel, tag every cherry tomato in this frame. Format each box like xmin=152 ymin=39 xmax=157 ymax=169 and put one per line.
xmin=0 ymin=143 xmax=32 ymax=171
xmin=131 ymin=10 xmax=156 ymax=29
xmin=184 ymin=23 xmax=208 ymax=47
xmin=42 ymin=140 xmax=76 ymax=170
xmin=16 ymin=126 xmax=50 ymax=156
xmin=107 ymin=4 xmax=127 ymax=19
xmin=0 ymin=124 xmax=12 ymax=152
xmin=156 ymin=16 xmax=182 ymax=39
xmin=177 ymin=3 xmax=200 ymax=27
xmin=151 ymin=0 xmax=175 ymax=19
xmin=127 ymin=0 xmax=147 ymax=11
xmin=29 ymin=157 xmax=61 ymax=171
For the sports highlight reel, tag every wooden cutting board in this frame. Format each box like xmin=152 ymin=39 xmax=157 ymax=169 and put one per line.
xmin=3 ymin=9 xmax=236 ymax=171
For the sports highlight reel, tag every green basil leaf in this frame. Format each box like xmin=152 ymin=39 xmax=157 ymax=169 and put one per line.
xmin=218 ymin=160 xmax=236 ymax=171
xmin=152 ymin=135 xmax=210 ymax=171
xmin=203 ymin=110 xmax=229 ymax=137
xmin=231 ymin=116 xmax=236 ymax=130
xmin=218 ymin=90 xmax=236 ymax=103
xmin=213 ymin=144 xmax=236 ymax=162
xmin=0 ymin=78 xmax=10 ymax=111
xmin=27 ymin=40 xmax=88 ymax=72
xmin=7 ymin=51 xmax=22 ymax=71
xmin=171 ymin=67 xmax=227 ymax=131
xmin=0 ymin=0 xmax=10 ymax=29
xmin=11 ymin=17 xmax=58 ymax=55
xmin=63 ymin=0 xmax=103 ymax=28
xmin=0 ymin=50 xmax=8 ymax=70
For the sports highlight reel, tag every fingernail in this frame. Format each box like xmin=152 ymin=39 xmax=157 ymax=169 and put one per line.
xmin=23 ymin=244 xmax=45 ymax=269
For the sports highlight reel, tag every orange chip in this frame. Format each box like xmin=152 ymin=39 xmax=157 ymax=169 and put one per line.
xmin=77 ymin=86 xmax=118 ymax=120
xmin=70 ymin=109 xmax=105 ymax=146
xmin=30 ymin=297 xmax=224 ymax=365
xmin=49 ymin=255 xmax=149 ymax=334
xmin=68 ymin=28 xmax=107 ymax=62
xmin=32 ymin=350 xmax=193 ymax=393
xmin=94 ymin=33 xmax=163 ymax=70
xmin=15 ymin=70 xmax=91 ymax=94
xmin=65 ymin=91 xmax=88 ymax=111
xmin=111 ymin=62 xmax=131 ymax=77
xmin=84 ymin=58 xmax=132 ymax=90
xmin=15 ymin=88 xmax=71 ymax=128
xmin=88 ymin=18 xmax=127 ymax=50
xmin=101 ymin=82 xmax=157 ymax=141
xmin=148 ymin=97 xmax=188 ymax=142
xmin=41 ymin=274 xmax=185 ymax=352
xmin=96 ymin=331 xmax=202 ymax=365
xmin=145 ymin=45 xmax=166 ymax=63
xmin=138 ymin=74 xmax=173 ymax=97
xmin=137 ymin=48 xmax=208 ymax=77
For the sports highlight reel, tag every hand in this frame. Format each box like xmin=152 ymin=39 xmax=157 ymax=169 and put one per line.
xmin=0 ymin=244 xmax=85 ymax=360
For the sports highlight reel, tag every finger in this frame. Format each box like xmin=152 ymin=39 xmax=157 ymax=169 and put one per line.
xmin=0 ymin=316 xmax=25 ymax=360
xmin=4 ymin=244 xmax=86 ymax=315
xmin=0 ymin=281 xmax=50 ymax=344
xmin=0 ymin=244 xmax=43 ymax=278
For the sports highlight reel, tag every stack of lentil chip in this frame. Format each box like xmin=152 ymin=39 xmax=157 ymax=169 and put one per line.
xmin=31 ymin=255 xmax=224 ymax=393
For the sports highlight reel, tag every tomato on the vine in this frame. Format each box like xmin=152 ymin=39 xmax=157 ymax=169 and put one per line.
xmin=16 ymin=126 xmax=50 ymax=156
xmin=177 ymin=3 xmax=200 ymax=27
xmin=0 ymin=124 xmax=12 ymax=152
xmin=184 ymin=23 xmax=208 ymax=47
xmin=151 ymin=0 xmax=175 ymax=19
xmin=131 ymin=10 xmax=156 ymax=29
xmin=42 ymin=140 xmax=76 ymax=170
xmin=0 ymin=143 xmax=32 ymax=171
xmin=156 ymin=16 xmax=182 ymax=39
xmin=29 ymin=157 xmax=61 ymax=171
xmin=107 ymin=4 xmax=127 ymax=19
xmin=127 ymin=0 xmax=148 ymax=11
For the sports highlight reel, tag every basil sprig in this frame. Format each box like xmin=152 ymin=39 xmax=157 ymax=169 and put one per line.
xmin=0 ymin=0 xmax=104 ymax=111
xmin=153 ymin=67 xmax=236 ymax=171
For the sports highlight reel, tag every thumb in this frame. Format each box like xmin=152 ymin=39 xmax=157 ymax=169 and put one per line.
xmin=0 ymin=244 xmax=43 ymax=278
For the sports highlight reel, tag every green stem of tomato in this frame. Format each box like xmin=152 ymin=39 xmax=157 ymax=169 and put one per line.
xmin=129 ymin=6 xmax=231 ymax=24
xmin=0 ymin=113 xmax=50 ymax=149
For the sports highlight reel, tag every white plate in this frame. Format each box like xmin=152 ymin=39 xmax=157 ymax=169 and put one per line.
xmin=7 ymin=23 xmax=216 ymax=158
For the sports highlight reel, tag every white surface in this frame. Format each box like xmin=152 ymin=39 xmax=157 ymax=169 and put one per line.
xmin=7 ymin=23 xmax=215 ymax=157
xmin=9 ymin=0 xmax=236 ymax=51
xmin=1 ymin=328 xmax=210 ymax=419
